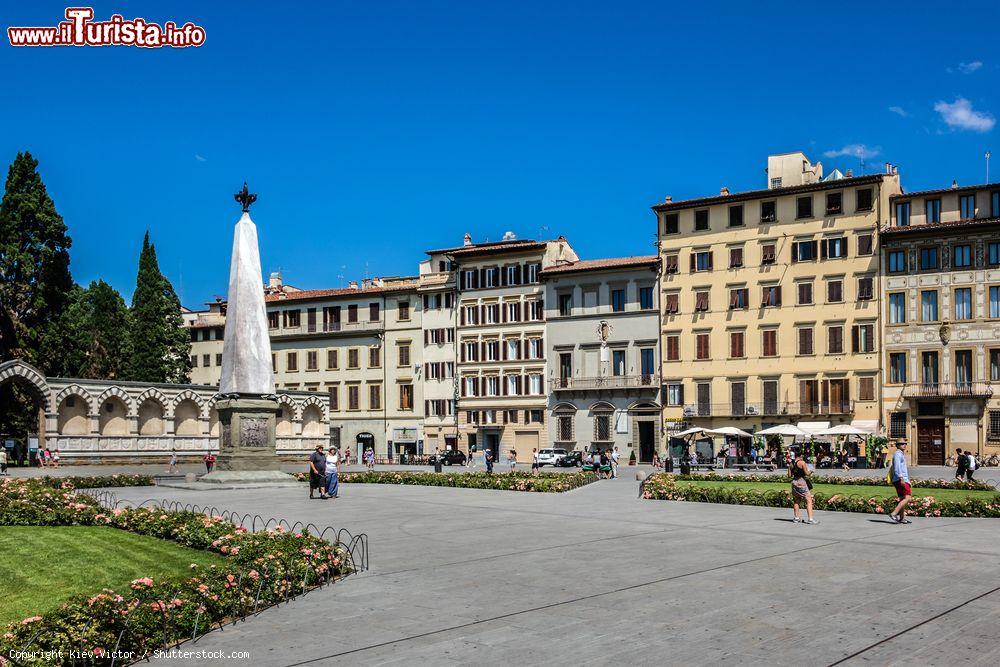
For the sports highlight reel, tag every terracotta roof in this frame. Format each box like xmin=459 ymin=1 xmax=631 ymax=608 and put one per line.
xmin=880 ymin=216 xmax=1000 ymax=237
xmin=652 ymin=174 xmax=884 ymax=212
xmin=425 ymin=239 xmax=551 ymax=257
xmin=264 ymin=280 xmax=418 ymax=304
xmin=540 ymin=255 xmax=660 ymax=276
xmin=891 ymin=181 xmax=1000 ymax=200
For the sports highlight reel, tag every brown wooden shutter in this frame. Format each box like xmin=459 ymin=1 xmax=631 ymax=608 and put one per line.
xmin=851 ymin=325 xmax=859 ymax=353
xmin=690 ymin=253 xmax=696 ymax=272
xmin=729 ymin=290 xmax=738 ymax=309
xmin=707 ymin=251 xmax=714 ymax=270
xmin=460 ymin=307 xmax=466 ymax=325
xmin=820 ymin=239 xmax=828 ymax=259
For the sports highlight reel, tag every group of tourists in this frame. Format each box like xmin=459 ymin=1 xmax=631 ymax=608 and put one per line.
xmin=584 ymin=447 xmax=619 ymax=479
xmin=308 ymin=443 xmax=342 ymax=500
xmin=952 ymin=449 xmax=978 ymax=481
xmin=36 ymin=447 xmax=61 ymax=468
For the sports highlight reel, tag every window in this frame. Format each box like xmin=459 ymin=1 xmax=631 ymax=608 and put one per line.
xmin=797 ymin=282 xmax=814 ymax=305
xmin=954 ymin=288 xmax=973 ymax=320
xmin=369 ymin=346 xmax=381 ymax=368
xmin=284 ymin=309 xmax=301 ymax=328
xmin=190 ymin=354 xmax=197 ymax=367
xmin=504 ymin=338 xmax=518 ymax=360
xmin=762 ymin=380 xmax=779 ymax=414
xmin=267 ymin=311 xmax=279 ymax=329
xmin=792 ymin=240 xmax=817 ymax=262
xmin=505 ymin=265 xmax=519 ymax=285
xmin=919 ymin=247 xmax=938 ymax=270
xmin=612 ymin=350 xmax=626 ymax=376
xmin=348 ymin=385 xmax=359 ymax=410
xmin=505 ymin=301 xmax=520 ymax=322
xmin=527 ymin=263 xmax=541 ymax=283
xmin=859 ymin=377 xmax=876 ymax=402
xmin=990 ymin=410 xmax=1000 ymax=441
xmin=692 ymin=250 xmax=713 ymax=272
xmin=286 ymin=352 xmax=298 ymax=371
xmin=856 ymin=188 xmax=873 ymax=212
xmin=664 ymin=255 xmax=679 ymax=274
xmin=990 ymin=286 xmax=1000 ymax=318
xmin=663 ymin=213 xmax=679 ymax=235
xmin=760 ymin=201 xmax=776 ymax=222
xmin=611 ymin=289 xmax=626 ymax=312
xmin=640 ymin=348 xmax=655 ymax=377
xmin=729 ymin=331 xmax=745 ymax=358
xmin=954 ymin=244 xmax=972 ymax=268
xmin=666 ymin=334 xmax=680 ymax=361
xmin=369 ymin=384 xmax=381 ymax=410
xmin=955 ymin=350 xmax=974 ymax=385
xmin=329 ymin=386 xmax=338 ymax=411
xmin=399 ymin=384 xmax=414 ymax=410
xmin=886 ymin=249 xmax=906 ymax=274
xmin=826 ymin=192 xmax=842 ymax=214
xmin=665 ymin=292 xmax=679 ymax=314
xmin=730 ymin=382 xmax=746 ymax=416
xmin=922 ymin=351 xmax=939 ymax=384
xmin=530 ymin=299 xmax=544 ymax=320
xmin=695 ymin=333 xmax=710 ymax=360
xmin=824 ymin=237 xmax=847 ymax=259
xmin=989 ymin=242 xmax=1000 ymax=266
xmin=728 ymin=247 xmax=744 ymax=268
xmin=201 ymin=354 xmax=211 ymax=367
xmin=796 ymin=196 xmax=813 ymax=219
xmin=857 ymin=277 xmax=874 ymax=301
xmin=888 ymin=293 xmax=906 ymax=324
xmin=960 ymin=194 xmax=976 ymax=220
xmin=348 ymin=304 xmax=358 ymax=323
xmin=729 ymin=205 xmax=744 ymax=227
xmin=889 ymin=412 xmax=907 ymax=439
xmin=306 ymin=351 xmax=317 ymax=370
xmin=827 ymin=279 xmax=843 ymax=303
xmin=895 ymin=201 xmax=911 ymax=227
xmin=827 ymin=325 xmax=844 ymax=354
xmin=557 ymin=415 xmax=574 ymax=442
xmin=529 ymin=374 xmax=543 ymax=395
xmin=729 ymin=287 xmax=748 ymax=310
xmin=994 ymin=192 xmax=1000 ymax=218
xmin=325 ymin=350 xmax=338 ymax=369
xmin=639 ymin=286 xmax=654 ymax=310
xmin=889 ymin=352 xmax=907 ymax=383
xmin=761 ymin=329 xmax=777 ymax=357
xmin=483 ymin=268 xmax=497 ymax=288
xmin=797 ymin=327 xmax=814 ymax=355
xmin=696 ymin=383 xmax=711 ymax=416
xmin=348 ymin=348 xmax=360 ymax=369
xmin=695 ymin=209 xmax=710 ymax=231
xmin=694 ymin=290 xmax=710 ymax=312
xmin=398 ymin=343 xmax=410 ymax=367
xmin=852 ymin=323 xmax=875 ymax=353
xmin=369 ymin=303 xmax=380 ymax=322
xmin=857 ymin=234 xmax=873 ymax=256
xmin=761 ymin=243 xmax=776 ymax=265
xmin=921 ymin=290 xmax=939 ymax=322
xmin=770 ymin=177 xmax=782 ymax=188
xmin=398 ymin=301 xmax=410 ymax=320
xmin=594 ymin=413 xmax=612 ymax=441
xmin=558 ymin=293 xmax=572 ymax=316
xmin=666 ymin=383 xmax=684 ymax=406
xmin=990 ymin=349 xmax=1000 ymax=382
xmin=761 ymin=284 xmax=781 ymax=307
xmin=799 ymin=379 xmax=819 ymax=413
xmin=926 ymin=198 xmax=941 ymax=224
xmin=272 ymin=353 xmax=276 ymax=371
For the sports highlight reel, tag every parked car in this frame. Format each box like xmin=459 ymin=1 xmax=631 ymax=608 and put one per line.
xmin=554 ymin=451 xmax=582 ymax=467
xmin=439 ymin=449 xmax=467 ymax=466
xmin=536 ymin=448 xmax=567 ymax=466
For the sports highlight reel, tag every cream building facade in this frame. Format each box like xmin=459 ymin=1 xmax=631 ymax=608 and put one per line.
xmin=880 ymin=182 xmax=1000 ymax=464
xmin=655 ymin=153 xmax=901 ymax=450
xmin=418 ymin=252 xmax=459 ymax=453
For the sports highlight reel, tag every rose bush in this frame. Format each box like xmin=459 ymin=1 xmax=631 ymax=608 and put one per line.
xmin=0 ymin=479 xmax=351 ymax=665
xmin=671 ymin=472 xmax=995 ymax=491
xmin=642 ymin=473 xmax=1000 ymax=518
xmin=294 ymin=470 xmax=598 ymax=493
xmin=32 ymin=474 xmax=156 ymax=489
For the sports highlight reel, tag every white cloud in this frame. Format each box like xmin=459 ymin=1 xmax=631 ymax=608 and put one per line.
xmin=194 ymin=154 xmax=207 ymax=162
xmin=958 ymin=61 xmax=983 ymax=74
xmin=823 ymin=143 xmax=881 ymax=159
xmin=888 ymin=106 xmax=909 ymax=117
xmin=934 ymin=97 xmax=995 ymax=132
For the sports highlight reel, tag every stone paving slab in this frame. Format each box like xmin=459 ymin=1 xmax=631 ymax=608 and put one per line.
xmin=102 ymin=476 xmax=1000 ymax=666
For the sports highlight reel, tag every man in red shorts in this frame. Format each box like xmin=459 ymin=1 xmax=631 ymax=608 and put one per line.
xmin=889 ymin=440 xmax=912 ymax=524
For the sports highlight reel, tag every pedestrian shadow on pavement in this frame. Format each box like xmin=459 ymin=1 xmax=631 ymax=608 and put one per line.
xmin=773 ymin=518 xmax=798 ymax=523
xmin=867 ymin=519 xmax=898 ymax=524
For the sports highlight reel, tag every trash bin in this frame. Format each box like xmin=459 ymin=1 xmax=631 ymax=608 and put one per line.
xmin=665 ymin=458 xmax=674 ymax=473
xmin=679 ymin=461 xmax=690 ymax=475
xmin=433 ymin=455 xmax=443 ymax=473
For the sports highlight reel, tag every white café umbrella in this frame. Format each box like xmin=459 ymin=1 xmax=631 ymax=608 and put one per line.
xmin=815 ymin=424 xmax=872 ymax=436
xmin=706 ymin=426 xmax=753 ymax=438
xmin=673 ymin=427 xmax=707 ymax=437
xmin=756 ymin=424 xmax=810 ymax=437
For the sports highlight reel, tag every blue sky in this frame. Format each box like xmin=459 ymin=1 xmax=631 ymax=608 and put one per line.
xmin=2 ymin=1 xmax=998 ymax=308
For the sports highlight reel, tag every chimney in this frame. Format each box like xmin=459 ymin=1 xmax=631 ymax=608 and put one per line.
xmin=268 ymin=271 xmax=282 ymax=289
xmin=348 ymin=280 xmax=358 ymax=290
xmin=361 ymin=278 xmax=372 ymax=290
xmin=463 ymin=233 xmax=472 ymax=247
xmin=951 ymin=180 xmax=958 ymax=189
xmin=845 ymin=168 xmax=853 ymax=177
xmin=663 ymin=196 xmax=673 ymax=203
xmin=720 ymin=186 xmax=730 ymax=196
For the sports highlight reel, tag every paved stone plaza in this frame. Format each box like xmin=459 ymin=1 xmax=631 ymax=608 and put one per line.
xmin=97 ymin=470 xmax=1000 ymax=666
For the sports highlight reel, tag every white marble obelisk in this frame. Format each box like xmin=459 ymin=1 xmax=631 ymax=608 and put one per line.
xmin=219 ymin=210 xmax=275 ymax=395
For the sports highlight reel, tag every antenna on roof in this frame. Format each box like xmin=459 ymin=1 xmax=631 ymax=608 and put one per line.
xmin=539 ymin=225 xmax=549 ymax=240
xmin=986 ymin=150 xmax=991 ymax=183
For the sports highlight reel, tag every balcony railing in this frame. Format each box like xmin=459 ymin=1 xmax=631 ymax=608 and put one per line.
xmin=550 ymin=374 xmax=660 ymax=391
xmin=680 ymin=401 xmax=855 ymax=418
xmin=901 ymin=382 xmax=993 ymax=399
xmin=269 ymin=319 xmax=384 ymax=338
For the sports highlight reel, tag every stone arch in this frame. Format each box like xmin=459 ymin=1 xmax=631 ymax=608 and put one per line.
xmin=301 ymin=404 xmax=324 ymax=437
xmin=171 ymin=389 xmax=206 ymax=418
xmin=588 ymin=400 xmax=616 ymax=414
xmin=627 ymin=400 xmax=660 ymax=411
xmin=55 ymin=384 xmax=94 ymax=413
xmin=0 ymin=359 xmax=50 ymax=410
xmin=208 ymin=407 xmax=220 ymax=437
xmin=173 ymin=398 xmax=202 ymax=436
xmin=551 ymin=402 xmax=578 ymax=413
xmin=56 ymin=388 xmax=91 ymax=436
xmin=298 ymin=394 xmax=326 ymax=420
xmin=136 ymin=390 xmax=167 ymax=436
xmin=276 ymin=393 xmax=301 ymax=420
xmin=98 ymin=395 xmax=129 ymax=436
xmin=276 ymin=399 xmax=294 ymax=437
xmin=97 ymin=386 xmax=135 ymax=417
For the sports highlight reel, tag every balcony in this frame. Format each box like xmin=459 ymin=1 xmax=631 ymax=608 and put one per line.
xmin=550 ymin=375 xmax=660 ymax=392
xmin=681 ymin=401 xmax=855 ymax=419
xmin=901 ymin=383 xmax=993 ymax=399
xmin=269 ymin=319 xmax=384 ymax=338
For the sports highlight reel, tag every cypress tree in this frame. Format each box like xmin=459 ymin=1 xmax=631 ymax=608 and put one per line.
xmin=41 ymin=281 xmax=132 ymax=380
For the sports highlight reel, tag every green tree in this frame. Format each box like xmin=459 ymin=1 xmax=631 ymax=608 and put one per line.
xmin=129 ymin=232 xmax=190 ymax=383
xmin=0 ymin=151 xmax=73 ymax=369
xmin=44 ymin=281 xmax=132 ymax=380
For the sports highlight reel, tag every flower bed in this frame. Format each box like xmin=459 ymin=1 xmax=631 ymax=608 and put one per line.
xmin=31 ymin=474 xmax=156 ymax=489
xmin=0 ymin=478 xmax=350 ymax=665
xmin=641 ymin=474 xmax=1000 ymax=518
xmin=294 ymin=470 xmax=598 ymax=493
xmin=672 ymin=472 xmax=995 ymax=491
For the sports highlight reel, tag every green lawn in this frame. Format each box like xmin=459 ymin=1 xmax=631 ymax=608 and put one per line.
xmin=677 ymin=480 xmax=1000 ymax=503
xmin=0 ymin=526 xmax=226 ymax=626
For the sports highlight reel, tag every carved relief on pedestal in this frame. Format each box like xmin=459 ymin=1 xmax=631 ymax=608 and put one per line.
xmin=240 ymin=417 xmax=268 ymax=448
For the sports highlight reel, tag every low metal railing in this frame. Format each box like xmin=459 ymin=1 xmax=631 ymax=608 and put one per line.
xmin=551 ymin=375 xmax=660 ymax=391
xmin=900 ymin=382 xmax=993 ymax=398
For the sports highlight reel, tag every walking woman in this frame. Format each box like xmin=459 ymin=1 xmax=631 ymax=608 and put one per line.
xmin=531 ymin=448 xmax=539 ymax=475
xmin=788 ymin=451 xmax=818 ymax=524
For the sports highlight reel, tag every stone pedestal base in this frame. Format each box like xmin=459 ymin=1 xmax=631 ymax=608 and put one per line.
xmin=209 ymin=395 xmax=288 ymax=474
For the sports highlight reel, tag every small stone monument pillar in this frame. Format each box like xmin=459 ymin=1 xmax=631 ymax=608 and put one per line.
xmin=203 ymin=183 xmax=292 ymax=484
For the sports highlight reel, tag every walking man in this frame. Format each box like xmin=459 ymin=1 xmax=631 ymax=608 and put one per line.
xmin=309 ymin=444 xmax=328 ymax=500
xmin=167 ymin=448 xmax=178 ymax=473
xmin=611 ymin=446 xmax=620 ymax=478
xmin=203 ymin=451 xmax=216 ymax=474
xmin=485 ymin=448 xmax=494 ymax=474
xmin=966 ymin=450 xmax=977 ymax=481
xmin=889 ymin=441 xmax=912 ymax=524
xmin=954 ymin=448 xmax=967 ymax=480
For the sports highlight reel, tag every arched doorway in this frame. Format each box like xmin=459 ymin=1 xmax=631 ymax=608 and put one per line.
xmin=0 ymin=360 xmax=50 ymax=467
xmin=629 ymin=401 xmax=661 ymax=463
xmin=356 ymin=432 xmax=375 ymax=460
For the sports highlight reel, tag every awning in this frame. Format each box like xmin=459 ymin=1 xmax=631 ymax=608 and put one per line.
xmin=797 ymin=421 xmax=831 ymax=435
xmin=757 ymin=424 xmax=810 ymax=437
xmin=850 ymin=419 xmax=879 ymax=434
xmin=706 ymin=426 xmax=753 ymax=438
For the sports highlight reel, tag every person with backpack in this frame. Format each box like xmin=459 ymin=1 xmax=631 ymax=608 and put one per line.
xmin=485 ymin=448 xmax=494 ymax=474
xmin=788 ymin=451 xmax=818 ymax=524
xmin=966 ymin=451 xmax=977 ymax=481
xmin=889 ymin=441 xmax=912 ymax=524
xmin=954 ymin=448 xmax=967 ymax=480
